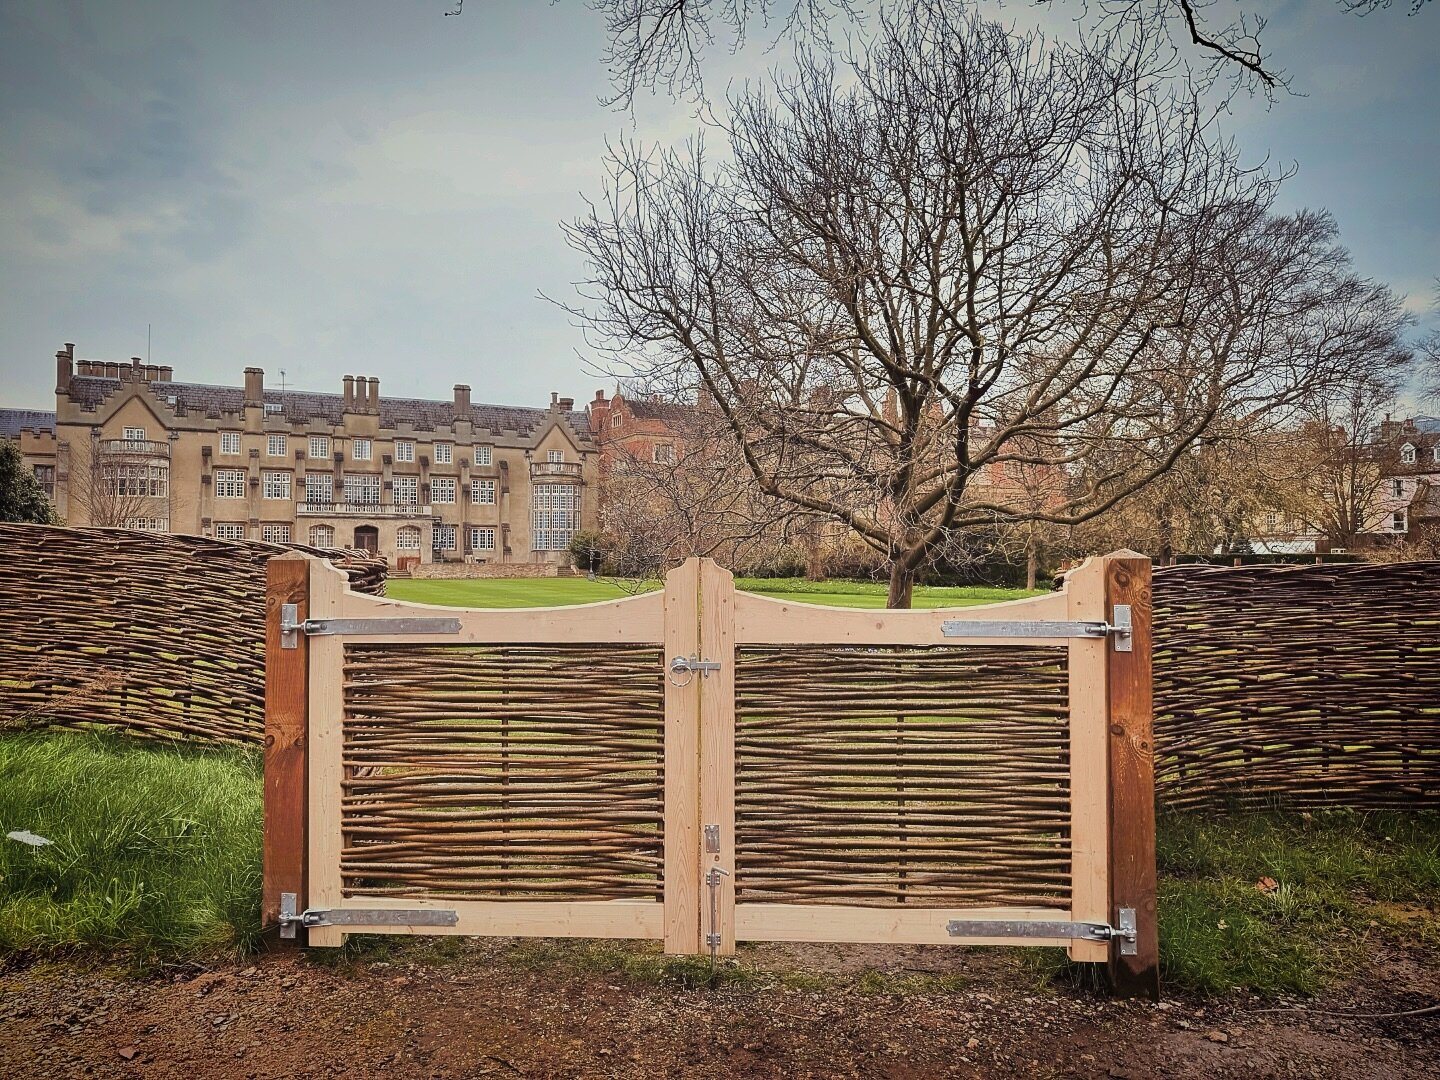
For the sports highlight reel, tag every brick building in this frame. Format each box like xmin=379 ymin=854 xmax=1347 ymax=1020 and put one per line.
xmin=6 ymin=343 xmax=598 ymax=568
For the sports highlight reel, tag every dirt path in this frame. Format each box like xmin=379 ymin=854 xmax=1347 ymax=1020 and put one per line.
xmin=2 ymin=942 xmax=1436 ymax=1079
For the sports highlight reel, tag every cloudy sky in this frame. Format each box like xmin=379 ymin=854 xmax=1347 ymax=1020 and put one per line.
xmin=0 ymin=0 xmax=1435 ymax=411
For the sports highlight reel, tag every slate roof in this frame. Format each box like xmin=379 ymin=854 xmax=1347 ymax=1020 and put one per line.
xmin=0 ymin=408 xmax=56 ymax=439
xmin=62 ymin=376 xmax=591 ymax=439
xmin=624 ymin=397 xmax=692 ymax=423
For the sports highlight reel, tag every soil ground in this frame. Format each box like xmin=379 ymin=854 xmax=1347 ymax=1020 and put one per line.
xmin=3 ymin=939 xmax=1436 ymax=1079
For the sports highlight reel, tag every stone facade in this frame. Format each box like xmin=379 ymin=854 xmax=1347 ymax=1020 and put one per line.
xmin=15 ymin=343 xmax=598 ymax=568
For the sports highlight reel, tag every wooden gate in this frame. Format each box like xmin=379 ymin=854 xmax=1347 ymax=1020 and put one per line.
xmin=263 ymin=552 xmax=1157 ymax=996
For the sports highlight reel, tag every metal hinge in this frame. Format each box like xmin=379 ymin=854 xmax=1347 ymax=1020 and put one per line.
xmin=279 ymin=604 xmax=462 ymax=649
xmin=946 ymin=908 xmax=1137 ymax=956
xmin=941 ymin=605 xmax=1132 ymax=652
xmin=278 ymin=892 xmax=459 ymax=938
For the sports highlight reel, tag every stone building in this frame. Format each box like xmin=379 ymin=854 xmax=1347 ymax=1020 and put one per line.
xmin=11 ymin=343 xmax=598 ymax=569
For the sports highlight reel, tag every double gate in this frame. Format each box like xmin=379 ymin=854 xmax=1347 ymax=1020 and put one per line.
xmin=263 ymin=553 xmax=1157 ymax=995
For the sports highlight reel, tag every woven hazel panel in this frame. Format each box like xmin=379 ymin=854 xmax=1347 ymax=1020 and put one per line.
xmin=0 ymin=522 xmax=385 ymax=744
xmin=1152 ymin=562 xmax=1440 ymax=810
xmin=734 ymin=645 xmax=1072 ymax=907
xmin=339 ymin=643 xmax=666 ymax=900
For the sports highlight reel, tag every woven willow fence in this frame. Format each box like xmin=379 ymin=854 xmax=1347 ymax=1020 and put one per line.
xmin=0 ymin=523 xmax=385 ymax=743
xmin=1151 ymin=561 xmax=1440 ymax=810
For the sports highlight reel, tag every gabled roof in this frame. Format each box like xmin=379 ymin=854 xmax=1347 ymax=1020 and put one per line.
xmin=0 ymin=408 xmax=56 ymax=439
xmin=63 ymin=376 xmax=592 ymax=439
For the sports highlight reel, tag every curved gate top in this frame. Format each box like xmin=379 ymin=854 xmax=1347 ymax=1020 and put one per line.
xmin=262 ymin=552 xmax=1157 ymax=998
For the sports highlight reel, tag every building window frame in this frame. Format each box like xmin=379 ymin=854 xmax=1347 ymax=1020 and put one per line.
xmin=431 ymin=477 xmax=457 ymax=504
xmin=393 ymin=475 xmax=419 ymax=506
xmin=261 ymin=524 xmax=292 ymax=544
xmin=433 ymin=442 xmax=453 ymax=465
xmin=469 ymin=526 xmax=496 ymax=552
xmin=432 ymin=524 xmax=458 ymax=551
xmin=342 ymin=473 xmax=381 ymax=505
xmin=397 ymin=525 xmax=422 ymax=551
xmin=214 ymin=468 xmax=247 ymax=498
xmin=472 ymin=478 xmax=496 ymax=505
xmin=215 ymin=522 xmax=246 ymax=540
xmin=352 ymin=437 xmax=372 ymax=462
xmin=475 ymin=446 xmax=492 ymax=466
xmin=396 ymin=440 xmax=415 ymax=463
xmin=309 ymin=524 xmax=335 ymax=548
xmin=532 ymin=482 xmax=578 ymax=551
xmin=267 ymin=434 xmax=287 ymax=457
xmin=547 ymin=449 xmax=565 ymax=464
xmin=309 ymin=435 xmax=330 ymax=460
xmin=220 ymin=432 xmax=242 ymax=456
xmin=262 ymin=470 xmax=292 ymax=500
xmin=1400 ymin=443 xmax=1416 ymax=464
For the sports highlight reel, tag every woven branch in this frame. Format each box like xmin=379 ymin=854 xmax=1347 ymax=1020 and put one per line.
xmin=1151 ymin=561 xmax=1440 ymax=810
xmin=0 ymin=522 xmax=385 ymax=743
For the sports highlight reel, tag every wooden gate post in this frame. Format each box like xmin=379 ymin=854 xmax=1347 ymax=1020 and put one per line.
xmin=1104 ymin=552 xmax=1160 ymax=998
xmin=262 ymin=553 xmax=310 ymax=946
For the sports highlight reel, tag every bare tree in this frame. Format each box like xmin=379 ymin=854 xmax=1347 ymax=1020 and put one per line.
xmin=1419 ymin=279 xmax=1440 ymax=404
xmin=446 ymin=0 xmax=1432 ymax=108
xmin=563 ymin=4 xmax=1410 ymax=605
xmin=597 ymin=387 xmax=803 ymax=576
xmin=65 ymin=434 xmax=172 ymax=530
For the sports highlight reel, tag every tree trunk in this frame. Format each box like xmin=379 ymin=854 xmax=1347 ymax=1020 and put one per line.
xmin=1026 ymin=548 xmax=1039 ymax=591
xmin=887 ymin=562 xmax=915 ymax=609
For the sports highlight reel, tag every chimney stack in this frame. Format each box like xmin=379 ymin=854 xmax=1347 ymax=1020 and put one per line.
xmin=55 ymin=343 xmax=74 ymax=394
xmin=454 ymin=384 xmax=472 ymax=419
xmin=558 ymin=397 xmax=574 ymax=412
xmin=550 ymin=392 xmax=559 ymax=409
xmin=158 ymin=366 xmax=173 ymax=382
xmin=243 ymin=366 xmax=264 ymax=405
xmin=344 ymin=375 xmax=356 ymax=410
xmin=367 ymin=377 xmax=380 ymax=413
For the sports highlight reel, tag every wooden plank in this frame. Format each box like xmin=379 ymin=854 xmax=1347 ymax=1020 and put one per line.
xmin=733 ymin=588 xmax=1070 ymax=645
xmin=662 ymin=559 xmax=702 ymax=954
xmin=328 ymin=898 xmax=664 ymax=939
xmin=735 ymin=904 xmax=1073 ymax=946
xmin=1105 ymin=553 xmax=1161 ymax=998
xmin=305 ymin=558 xmax=349 ymax=948
xmin=1066 ymin=556 xmax=1110 ymax=963
xmin=698 ymin=559 xmax=736 ymax=955
xmin=261 ymin=554 xmax=309 ymax=947
xmin=331 ymin=586 xmax=666 ymax=643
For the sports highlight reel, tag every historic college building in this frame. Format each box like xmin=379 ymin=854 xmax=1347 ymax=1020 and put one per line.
xmin=7 ymin=344 xmax=598 ymax=569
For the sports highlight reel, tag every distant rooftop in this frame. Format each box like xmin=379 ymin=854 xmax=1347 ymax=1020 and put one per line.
xmin=0 ymin=408 xmax=56 ymax=439
xmin=62 ymin=377 xmax=591 ymax=439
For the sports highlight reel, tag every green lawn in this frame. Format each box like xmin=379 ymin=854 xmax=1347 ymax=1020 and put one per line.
xmin=387 ymin=575 xmax=1044 ymax=609
xmin=3 ymin=730 xmax=1434 ymax=995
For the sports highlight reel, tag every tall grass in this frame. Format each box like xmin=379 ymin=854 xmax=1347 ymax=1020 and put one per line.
xmin=0 ymin=731 xmax=262 ymax=962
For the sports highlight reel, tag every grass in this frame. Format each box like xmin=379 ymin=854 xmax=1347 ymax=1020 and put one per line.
xmin=1026 ymin=808 xmax=1440 ymax=996
xmin=2 ymin=731 xmax=1435 ymax=997
xmin=0 ymin=731 xmax=262 ymax=964
xmin=387 ymin=575 xmax=1044 ymax=610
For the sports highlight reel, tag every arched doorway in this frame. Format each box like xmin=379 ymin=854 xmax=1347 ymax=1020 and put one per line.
xmin=353 ymin=524 xmax=379 ymax=554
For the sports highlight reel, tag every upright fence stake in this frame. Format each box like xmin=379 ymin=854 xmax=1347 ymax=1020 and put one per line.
xmin=662 ymin=559 xmax=703 ymax=954
xmin=262 ymin=553 xmax=310 ymax=946
xmin=1105 ymin=551 xmax=1160 ymax=998
xmin=698 ymin=559 xmax=737 ymax=956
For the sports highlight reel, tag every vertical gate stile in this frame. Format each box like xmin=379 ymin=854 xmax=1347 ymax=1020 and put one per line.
xmin=262 ymin=553 xmax=310 ymax=945
xmin=1105 ymin=553 xmax=1160 ymax=999
xmin=698 ymin=559 xmax=737 ymax=955
xmin=1066 ymin=556 xmax=1111 ymax=963
xmin=305 ymin=557 xmax=349 ymax=948
xmin=662 ymin=559 xmax=703 ymax=954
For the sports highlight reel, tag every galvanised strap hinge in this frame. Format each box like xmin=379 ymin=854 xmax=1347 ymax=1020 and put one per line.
xmin=941 ymin=605 xmax=1133 ymax=652
xmin=278 ymin=892 xmax=459 ymax=938
xmin=279 ymin=603 xmax=462 ymax=649
xmin=946 ymin=908 xmax=1138 ymax=955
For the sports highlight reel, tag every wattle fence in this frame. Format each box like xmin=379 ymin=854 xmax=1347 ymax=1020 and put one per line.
xmin=0 ymin=522 xmax=1435 ymax=810
xmin=0 ymin=523 xmax=384 ymax=743
xmin=1150 ymin=561 xmax=1440 ymax=810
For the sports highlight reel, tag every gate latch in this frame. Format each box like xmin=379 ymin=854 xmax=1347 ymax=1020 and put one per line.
xmin=946 ymin=907 xmax=1137 ymax=956
xmin=279 ymin=604 xmax=463 ymax=649
xmin=278 ymin=892 xmax=459 ymax=938
xmin=669 ymin=655 xmax=722 ymax=678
